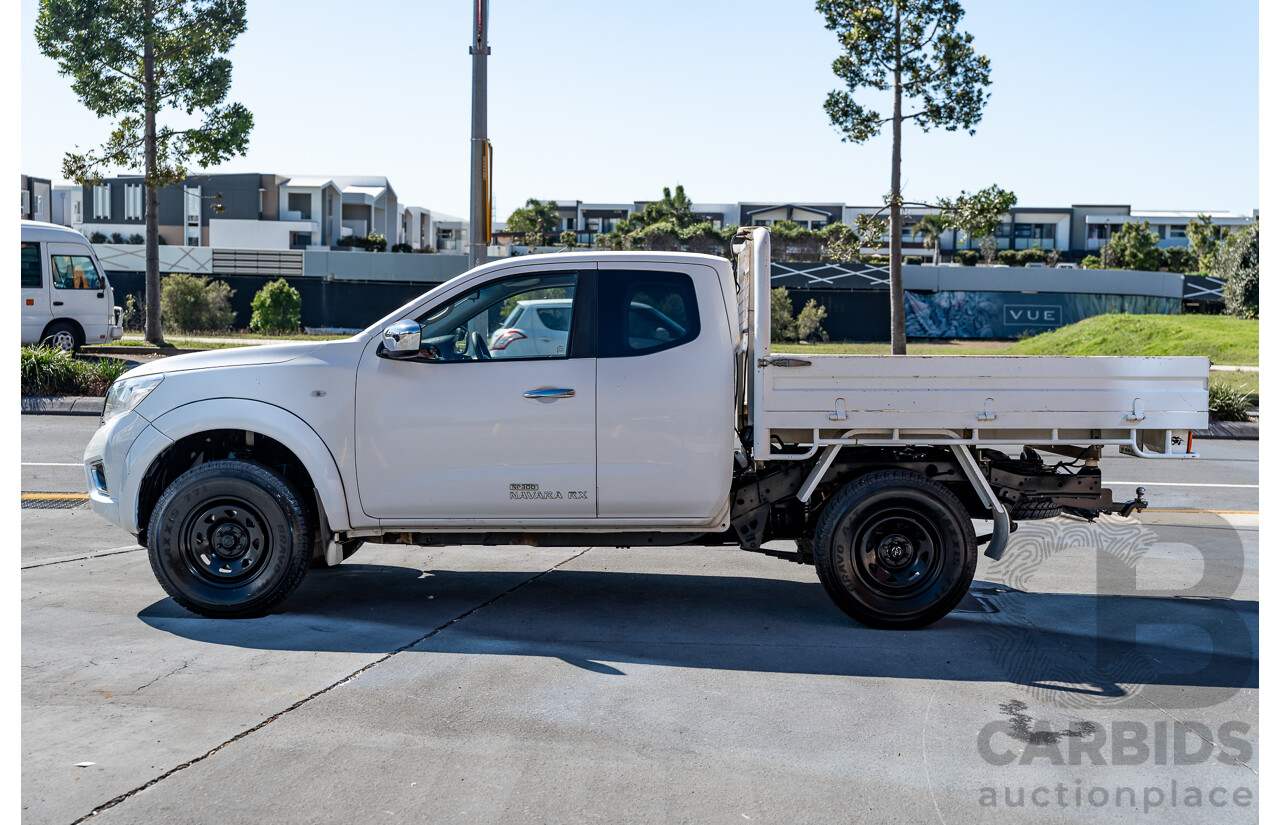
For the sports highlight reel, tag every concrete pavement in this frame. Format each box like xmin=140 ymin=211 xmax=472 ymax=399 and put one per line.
xmin=21 ymin=416 xmax=1259 ymax=824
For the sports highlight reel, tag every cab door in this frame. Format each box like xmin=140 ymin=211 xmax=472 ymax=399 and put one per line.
xmin=20 ymin=241 xmax=50 ymax=344
xmin=594 ymin=264 xmax=735 ymax=520
xmin=46 ymin=242 xmax=110 ymax=342
xmin=354 ymin=265 xmax=597 ymax=521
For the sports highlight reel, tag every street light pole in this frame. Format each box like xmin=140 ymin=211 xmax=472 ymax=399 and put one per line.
xmin=468 ymin=0 xmax=490 ymax=270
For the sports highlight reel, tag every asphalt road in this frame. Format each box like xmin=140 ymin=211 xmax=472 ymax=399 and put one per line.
xmin=21 ymin=416 xmax=1259 ymax=824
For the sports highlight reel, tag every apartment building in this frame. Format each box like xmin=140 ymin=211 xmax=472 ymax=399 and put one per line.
xmin=20 ymin=174 xmax=52 ymax=222
xmin=71 ymin=172 xmax=462 ymax=253
xmin=507 ymin=199 xmax=1255 ymax=260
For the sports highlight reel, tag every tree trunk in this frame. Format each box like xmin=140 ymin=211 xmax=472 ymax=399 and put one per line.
xmin=888 ymin=3 xmax=906 ymax=355
xmin=143 ymin=0 xmax=163 ymax=345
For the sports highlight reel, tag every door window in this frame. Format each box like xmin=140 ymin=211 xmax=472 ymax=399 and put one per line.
xmin=598 ymin=270 xmax=699 ymax=357
xmin=21 ymin=243 xmax=41 ymax=288
xmin=50 ymin=254 xmax=103 ymax=290
xmin=415 ymin=272 xmax=578 ymax=361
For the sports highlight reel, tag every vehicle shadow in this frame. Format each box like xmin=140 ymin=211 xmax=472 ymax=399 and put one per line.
xmin=138 ymin=563 xmax=1257 ymax=700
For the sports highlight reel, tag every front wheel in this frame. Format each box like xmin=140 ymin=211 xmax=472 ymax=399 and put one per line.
xmin=42 ymin=321 xmax=82 ymax=352
xmin=147 ymin=460 xmax=311 ymax=618
xmin=813 ymin=470 xmax=976 ymax=629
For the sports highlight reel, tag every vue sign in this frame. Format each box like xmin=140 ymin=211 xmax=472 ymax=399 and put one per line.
xmin=1003 ymin=304 xmax=1063 ymax=327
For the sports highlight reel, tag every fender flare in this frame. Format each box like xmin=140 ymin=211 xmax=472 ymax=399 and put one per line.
xmin=138 ymin=398 xmax=353 ymax=533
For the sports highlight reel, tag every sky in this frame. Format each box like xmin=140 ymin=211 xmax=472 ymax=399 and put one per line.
xmin=18 ymin=0 xmax=1261 ymax=221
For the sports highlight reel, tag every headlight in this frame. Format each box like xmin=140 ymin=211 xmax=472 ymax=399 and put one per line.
xmin=102 ymin=374 xmax=164 ymax=424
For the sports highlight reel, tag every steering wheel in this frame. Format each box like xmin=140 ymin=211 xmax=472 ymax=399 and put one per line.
xmin=468 ymin=330 xmax=491 ymax=360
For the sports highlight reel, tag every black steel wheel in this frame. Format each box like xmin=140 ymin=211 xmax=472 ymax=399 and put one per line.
xmin=813 ymin=470 xmax=976 ymax=629
xmin=42 ymin=321 xmax=82 ymax=352
xmin=147 ymin=460 xmax=311 ymax=618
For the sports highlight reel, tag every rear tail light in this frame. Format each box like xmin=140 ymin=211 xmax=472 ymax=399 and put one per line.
xmin=491 ymin=329 xmax=527 ymax=351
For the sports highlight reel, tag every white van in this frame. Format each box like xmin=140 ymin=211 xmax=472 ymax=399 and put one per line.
xmin=21 ymin=220 xmax=123 ymax=351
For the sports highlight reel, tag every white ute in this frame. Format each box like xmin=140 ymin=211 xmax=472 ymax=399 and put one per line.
xmin=84 ymin=228 xmax=1208 ymax=627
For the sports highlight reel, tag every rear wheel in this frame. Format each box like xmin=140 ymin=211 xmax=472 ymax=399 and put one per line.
xmin=42 ymin=321 xmax=81 ymax=352
xmin=813 ymin=470 xmax=976 ymax=629
xmin=147 ymin=460 xmax=311 ymax=618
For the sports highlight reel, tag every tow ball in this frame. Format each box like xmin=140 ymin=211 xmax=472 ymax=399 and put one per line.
xmin=1068 ymin=486 xmax=1147 ymax=522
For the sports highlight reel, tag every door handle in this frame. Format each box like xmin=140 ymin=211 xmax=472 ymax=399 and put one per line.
xmin=523 ymin=388 xmax=575 ymax=399
xmin=52 ymin=301 xmax=64 ymax=306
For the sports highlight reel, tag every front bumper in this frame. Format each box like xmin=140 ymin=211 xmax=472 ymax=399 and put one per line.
xmin=83 ymin=410 xmax=167 ymax=535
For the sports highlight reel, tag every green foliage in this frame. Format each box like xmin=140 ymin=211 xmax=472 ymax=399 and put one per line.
xmin=126 ymin=233 xmax=144 ymax=244
xmin=505 ymin=198 xmax=560 ymax=246
xmin=1216 ymin=221 xmax=1260 ymax=319
xmin=1161 ymin=246 xmax=1198 ymax=273
xmin=1106 ymin=221 xmax=1160 ymax=271
xmin=121 ymin=293 xmax=145 ymax=331
xmin=1007 ymin=314 xmax=1258 ymax=365
xmin=337 ymin=233 xmax=387 ymax=252
xmin=997 ymin=250 xmax=1018 ymax=266
xmin=795 ymin=299 xmax=830 ymax=342
xmin=21 ymin=346 xmax=129 ymax=396
xmin=88 ymin=231 xmax=107 ymax=243
xmin=904 ymin=255 xmax=923 ymax=265
xmin=391 ymin=242 xmax=413 ymax=253
xmin=1015 ymin=248 xmax=1046 ymax=266
xmin=771 ymin=287 xmax=797 ymax=342
xmin=1186 ymin=213 xmax=1222 ymax=271
xmin=35 ymin=0 xmax=253 ymax=190
xmin=160 ymin=273 xmax=235 ymax=332
xmin=417 ymin=245 xmax=437 ymax=254
xmin=817 ymin=0 xmax=992 ymax=142
xmin=821 ymin=222 xmax=861 ymax=262
xmin=249 ymin=278 xmax=302 ymax=333
xmin=1081 ymin=255 xmax=1101 ymax=270
xmin=953 ymin=250 xmax=978 ymax=266
xmin=558 ymin=230 xmax=578 ymax=248
xmin=911 ymin=213 xmax=947 ymax=263
xmin=1208 ymin=379 xmax=1253 ymax=422
xmin=938 ymin=185 xmax=1018 ymax=244
xmin=110 ymin=232 xmax=125 ymax=244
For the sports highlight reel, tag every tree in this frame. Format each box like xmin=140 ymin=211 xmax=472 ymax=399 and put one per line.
xmin=1105 ymin=221 xmax=1160 ymax=271
xmin=819 ymin=0 xmax=994 ymax=354
xmin=1186 ymin=213 xmax=1222 ymax=272
xmin=1216 ymin=221 xmax=1259 ymax=319
xmin=936 ymin=184 xmax=1017 ymax=264
xmin=37 ymin=0 xmax=253 ymax=345
xmin=911 ymin=212 xmax=946 ymax=264
xmin=770 ymin=287 xmax=797 ymax=342
xmin=505 ymin=198 xmax=560 ymax=247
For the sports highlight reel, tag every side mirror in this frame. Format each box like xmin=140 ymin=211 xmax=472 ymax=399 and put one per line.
xmin=379 ymin=320 xmax=421 ymax=359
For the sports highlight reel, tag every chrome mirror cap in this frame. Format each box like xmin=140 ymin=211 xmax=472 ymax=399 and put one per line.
xmin=381 ymin=320 xmax=421 ymax=358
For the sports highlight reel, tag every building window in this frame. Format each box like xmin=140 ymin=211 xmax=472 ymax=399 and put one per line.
xmin=93 ymin=184 xmax=111 ymax=219
xmin=258 ymin=188 xmax=265 ymax=216
xmin=288 ymin=192 xmax=312 ymax=220
xmin=124 ymin=184 xmax=144 ymax=220
xmin=1169 ymin=225 xmax=1187 ymax=238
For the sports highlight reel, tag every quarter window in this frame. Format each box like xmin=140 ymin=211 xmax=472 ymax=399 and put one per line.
xmin=598 ymin=270 xmax=699 ymax=357
xmin=21 ymin=243 xmax=41 ymax=288
xmin=414 ymin=272 xmax=579 ymax=361
xmin=50 ymin=254 xmax=104 ymax=290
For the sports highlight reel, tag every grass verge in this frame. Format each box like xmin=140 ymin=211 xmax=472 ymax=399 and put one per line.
xmin=1005 ymin=314 xmax=1258 ymax=365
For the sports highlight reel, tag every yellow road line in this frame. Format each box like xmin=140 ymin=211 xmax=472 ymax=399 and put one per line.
xmin=22 ymin=493 xmax=89 ymax=500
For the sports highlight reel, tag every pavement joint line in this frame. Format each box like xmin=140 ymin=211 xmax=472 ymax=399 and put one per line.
xmin=22 ymin=546 xmax=144 ymax=570
xmin=22 ymin=493 xmax=89 ymax=500
xmin=68 ymin=545 xmax=594 ymax=824
xmin=22 ymin=462 xmax=83 ymax=467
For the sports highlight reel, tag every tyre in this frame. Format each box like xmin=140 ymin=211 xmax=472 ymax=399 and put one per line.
xmin=1009 ymin=498 xmax=1062 ymax=520
xmin=147 ymin=460 xmax=311 ymax=618
xmin=813 ymin=470 xmax=976 ymax=629
xmin=42 ymin=321 xmax=82 ymax=352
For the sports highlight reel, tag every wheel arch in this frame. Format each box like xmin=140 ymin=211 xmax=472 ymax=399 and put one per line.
xmin=41 ymin=318 xmax=85 ymax=348
xmin=133 ymin=399 xmax=352 ymax=539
